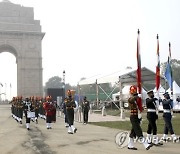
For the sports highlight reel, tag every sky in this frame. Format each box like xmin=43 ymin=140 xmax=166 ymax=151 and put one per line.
xmin=0 ymin=0 xmax=180 ymax=99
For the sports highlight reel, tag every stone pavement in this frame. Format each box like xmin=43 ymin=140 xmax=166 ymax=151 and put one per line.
xmin=0 ymin=104 xmax=180 ymax=154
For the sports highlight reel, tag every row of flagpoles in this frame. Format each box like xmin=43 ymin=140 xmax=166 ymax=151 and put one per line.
xmin=136 ymin=29 xmax=173 ymax=103
xmin=0 ymin=83 xmax=12 ymax=101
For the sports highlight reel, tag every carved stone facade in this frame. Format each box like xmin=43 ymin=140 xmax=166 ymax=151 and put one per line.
xmin=0 ymin=1 xmax=45 ymax=97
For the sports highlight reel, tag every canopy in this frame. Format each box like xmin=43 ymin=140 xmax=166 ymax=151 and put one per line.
xmin=78 ymin=67 xmax=166 ymax=87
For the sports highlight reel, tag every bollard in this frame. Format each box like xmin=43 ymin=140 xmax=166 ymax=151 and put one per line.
xmin=120 ymin=107 xmax=125 ymax=119
xmin=102 ymin=106 xmax=107 ymax=116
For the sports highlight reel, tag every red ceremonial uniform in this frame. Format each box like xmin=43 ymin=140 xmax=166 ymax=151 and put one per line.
xmin=43 ymin=102 xmax=54 ymax=116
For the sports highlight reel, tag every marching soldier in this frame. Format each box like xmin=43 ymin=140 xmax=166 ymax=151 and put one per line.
xmin=146 ymin=90 xmax=162 ymax=145
xmin=162 ymin=92 xmax=178 ymax=142
xmin=11 ymin=97 xmax=16 ymax=120
xmin=62 ymin=97 xmax=69 ymax=127
xmin=23 ymin=97 xmax=35 ymax=130
xmin=39 ymin=97 xmax=46 ymax=120
xmin=14 ymin=97 xmax=18 ymax=122
xmin=65 ymin=90 xmax=77 ymax=134
xmin=82 ymin=96 xmax=90 ymax=124
xmin=34 ymin=97 xmax=40 ymax=124
xmin=127 ymin=85 xmax=153 ymax=150
xmin=17 ymin=96 xmax=24 ymax=124
xmin=43 ymin=96 xmax=56 ymax=129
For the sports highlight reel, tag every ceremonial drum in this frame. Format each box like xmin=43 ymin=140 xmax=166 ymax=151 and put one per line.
xmin=27 ymin=111 xmax=35 ymax=118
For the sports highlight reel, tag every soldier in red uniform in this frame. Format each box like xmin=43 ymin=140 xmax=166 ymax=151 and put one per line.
xmin=127 ymin=85 xmax=153 ymax=150
xmin=43 ymin=96 xmax=56 ymax=129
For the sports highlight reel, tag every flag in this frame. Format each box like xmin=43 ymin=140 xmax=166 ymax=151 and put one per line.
xmin=136 ymin=29 xmax=142 ymax=111
xmin=156 ymin=34 xmax=160 ymax=92
xmin=10 ymin=83 xmax=12 ymax=88
xmin=136 ymin=29 xmax=142 ymax=94
xmin=0 ymin=83 xmax=3 ymax=87
xmin=165 ymin=42 xmax=173 ymax=92
xmin=165 ymin=57 xmax=173 ymax=90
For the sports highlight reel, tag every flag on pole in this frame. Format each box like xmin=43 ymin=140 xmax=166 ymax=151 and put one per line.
xmin=0 ymin=83 xmax=3 ymax=87
xmin=136 ymin=29 xmax=142 ymax=112
xmin=156 ymin=34 xmax=160 ymax=93
xmin=165 ymin=57 xmax=173 ymax=90
xmin=10 ymin=83 xmax=12 ymax=88
xmin=136 ymin=29 xmax=142 ymax=94
xmin=165 ymin=43 xmax=173 ymax=93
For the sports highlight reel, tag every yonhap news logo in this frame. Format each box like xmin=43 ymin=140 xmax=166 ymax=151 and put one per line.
xmin=115 ymin=131 xmax=180 ymax=148
xmin=115 ymin=131 xmax=129 ymax=148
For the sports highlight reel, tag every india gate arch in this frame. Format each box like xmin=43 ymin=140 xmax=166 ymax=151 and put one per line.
xmin=0 ymin=1 xmax=45 ymax=98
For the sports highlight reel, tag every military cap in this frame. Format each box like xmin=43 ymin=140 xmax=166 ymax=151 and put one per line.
xmin=147 ymin=90 xmax=154 ymax=95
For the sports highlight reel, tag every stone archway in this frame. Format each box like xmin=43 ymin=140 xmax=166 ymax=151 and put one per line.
xmin=0 ymin=1 xmax=45 ymax=97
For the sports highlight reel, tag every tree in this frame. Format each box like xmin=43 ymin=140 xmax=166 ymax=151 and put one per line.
xmin=161 ymin=59 xmax=180 ymax=86
xmin=44 ymin=76 xmax=74 ymax=93
xmin=45 ymin=76 xmax=63 ymax=89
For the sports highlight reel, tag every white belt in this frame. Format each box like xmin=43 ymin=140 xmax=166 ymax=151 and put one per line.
xmin=147 ymin=109 xmax=156 ymax=112
xmin=163 ymin=109 xmax=171 ymax=113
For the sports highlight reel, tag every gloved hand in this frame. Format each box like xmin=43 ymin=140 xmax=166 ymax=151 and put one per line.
xmin=171 ymin=111 xmax=173 ymax=116
xmin=153 ymin=98 xmax=158 ymax=101
xmin=138 ymin=113 xmax=142 ymax=119
xmin=138 ymin=113 xmax=142 ymax=124
xmin=138 ymin=94 xmax=142 ymax=97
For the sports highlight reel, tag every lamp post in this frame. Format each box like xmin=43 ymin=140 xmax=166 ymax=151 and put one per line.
xmin=62 ymin=70 xmax=66 ymax=100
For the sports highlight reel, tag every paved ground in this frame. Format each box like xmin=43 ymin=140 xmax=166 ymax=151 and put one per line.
xmin=0 ymin=104 xmax=180 ymax=154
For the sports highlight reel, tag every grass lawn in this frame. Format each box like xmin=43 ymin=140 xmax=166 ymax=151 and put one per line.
xmin=89 ymin=111 xmax=180 ymax=135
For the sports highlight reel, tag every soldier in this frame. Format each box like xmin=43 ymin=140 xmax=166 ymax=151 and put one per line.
xmin=65 ymin=90 xmax=77 ymax=134
xmin=146 ymin=90 xmax=162 ymax=145
xmin=34 ymin=97 xmax=40 ymax=124
xmin=23 ymin=97 xmax=35 ymax=130
xmin=43 ymin=96 xmax=56 ymax=129
xmin=82 ymin=96 xmax=90 ymax=124
xmin=17 ymin=96 xmax=24 ymax=124
xmin=39 ymin=97 xmax=46 ymax=120
xmin=162 ymin=92 xmax=178 ymax=142
xmin=127 ymin=85 xmax=153 ymax=150
xmin=62 ymin=97 xmax=69 ymax=127
xmin=11 ymin=97 xmax=16 ymax=120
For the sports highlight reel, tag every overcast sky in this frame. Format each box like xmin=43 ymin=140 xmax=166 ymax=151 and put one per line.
xmin=0 ymin=0 xmax=180 ymax=99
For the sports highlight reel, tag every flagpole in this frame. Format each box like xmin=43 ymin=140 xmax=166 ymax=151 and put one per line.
xmin=136 ymin=29 xmax=143 ymax=112
xmin=156 ymin=34 xmax=160 ymax=99
xmin=164 ymin=43 xmax=173 ymax=99
xmin=137 ymin=29 xmax=142 ymax=95
xmin=169 ymin=42 xmax=173 ymax=97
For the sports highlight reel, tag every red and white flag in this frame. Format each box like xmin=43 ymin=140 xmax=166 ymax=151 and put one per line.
xmin=136 ymin=29 xmax=142 ymax=112
xmin=136 ymin=29 xmax=142 ymax=94
xmin=156 ymin=34 xmax=160 ymax=96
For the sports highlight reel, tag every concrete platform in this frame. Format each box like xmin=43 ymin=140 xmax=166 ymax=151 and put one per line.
xmin=0 ymin=104 xmax=180 ymax=154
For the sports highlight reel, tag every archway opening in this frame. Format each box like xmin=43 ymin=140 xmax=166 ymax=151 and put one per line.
xmin=0 ymin=52 xmax=17 ymax=102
